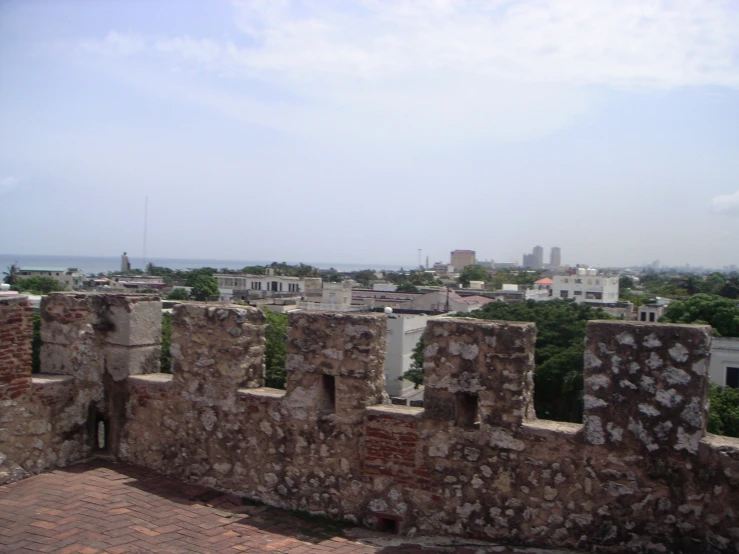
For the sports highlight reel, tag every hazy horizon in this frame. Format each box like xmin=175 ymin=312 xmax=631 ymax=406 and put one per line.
xmin=2 ymin=1 xmax=739 ymax=268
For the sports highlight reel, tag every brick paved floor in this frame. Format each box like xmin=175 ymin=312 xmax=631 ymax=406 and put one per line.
xmin=0 ymin=460 xmax=572 ymax=554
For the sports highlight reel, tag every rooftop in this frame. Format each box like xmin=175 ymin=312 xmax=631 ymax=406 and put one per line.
xmin=18 ymin=267 xmax=75 ymax=272
xmin=0 ymin=460 xmax=573 ymax=554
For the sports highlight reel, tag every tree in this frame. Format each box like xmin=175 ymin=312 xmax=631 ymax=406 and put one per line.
xmin=467 ymin=299 xmax=612 ymax=423
xmin=396 ymin=282 xmax=419 ymax=293
xmin=185 ymin=267 xmax=217 ymax=287
xmin=189 ymin=275 xmax=219 ymax=301
xmin=702 ymin=272 xmax=727 ymax=295
xmin=401 ymin=336 xmax=425 ymax=388
xmin=320 ymin=268 xmax=343 ymax=283
xmin=680 ymin=275 xmax=701 ymax=296
xmin=13 ymin=277 xmax=65 ymax=295
xmin=350 ymin=270 xmax=377 ymax=287
xmin=3 ymin=263 xmax=18 ymax=285
xmin=660 ymin=293 xmax=739 ymax=337
xmin=167 ymin=288 xmax=191 ymax=301
xmin=458 ymin=265 xmax=488 ymax=288
xmin=406 ymin=270 xmax=442 ymax=287
xmin=263 ymin=310 xmax=287 ymax=389
xmin=707 ymin=384 xmax=739 ymax=438
xmin=619 ymin=276 xmax=634 ymax=290
xmin=718 ymin=278 xmax=739 ymax=300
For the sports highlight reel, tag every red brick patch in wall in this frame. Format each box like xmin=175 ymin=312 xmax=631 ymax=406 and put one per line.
xmin=363 ymin=415 xmax=428 ymax=487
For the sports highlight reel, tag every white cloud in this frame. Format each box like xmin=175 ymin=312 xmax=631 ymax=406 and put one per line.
xmin=67 ymin=0 xmax=739 ymax=146
xmin=711 ymin=190 xmax=739 ymax=217
xmin=78 ymin=0 xmax=739 ymax=87
xmin=0 ymin=176 xmax=22 ymax=195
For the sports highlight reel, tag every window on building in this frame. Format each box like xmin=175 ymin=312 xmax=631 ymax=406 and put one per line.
xmin=640 ymin=312 xmax=647 ymax=321
xmin=574 ymin=291 xmax=582 ymax=296
xmin=560 ymin=290 xmax=568 ymax=298
xmin=574 ymin=278 xmax=582 ymax=284
xmin=562 ymin=278 xmax=569 ymax=283
xmin=727 ymin=367 xmax=739 ymax=389
xmin=596 ymin=279 xmax=601 ymax=285
xmin=586 ymin=292 xmax=603 ymax=300
xmin=649 ymin=313 xmax=655 ymax=322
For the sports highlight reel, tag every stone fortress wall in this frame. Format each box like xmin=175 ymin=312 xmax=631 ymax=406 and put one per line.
xmin=1 ymin=292 xmax=738 ymax=553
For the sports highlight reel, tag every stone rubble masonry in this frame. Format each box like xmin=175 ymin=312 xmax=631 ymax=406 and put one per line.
xmin=1 ymin=292 xmax=161 ymax=485
xmin=284 ymin=310 xmax=388 ymax=424
xmin=170 ymin=304 xmax=266 ymax=408
xmin=582 ymin=321 xmax=712 ymax=455
xmin=2 ymin=294 xmax=739 ymax=553
xmin=422 ymin=318 xmax=536 ymax=429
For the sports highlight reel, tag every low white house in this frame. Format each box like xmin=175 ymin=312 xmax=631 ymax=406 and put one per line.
xmin=552 ymin=271 xmax=619 ymax=304
xmin=709 ymin=337 xmax=739 ymax=389
xmin=16 ymin=267 xmax=84 ymax=290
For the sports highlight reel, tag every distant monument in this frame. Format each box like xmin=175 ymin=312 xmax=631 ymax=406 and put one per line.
xmin=121 ymin=252 xmax=131 ymax=272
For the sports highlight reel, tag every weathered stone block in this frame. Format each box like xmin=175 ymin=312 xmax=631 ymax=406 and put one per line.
xmin=104 ymin=295 xmax=162 ymax=347
xmin=105 ymin=345 xmax=161 ymax=381
xmin=284 ymin=311 xmax=388 ymax=423
xmin=422 ymin=318 xmax=536 ymax=428
xmin=285 ymin=311 xmax=387 ymax=379
xmin=582 ymin=320 xmax=711 ymax=454
xmin=40 ymin=341 xmax=104 ymax=381
xmin=170 ymin=303 xmax=266 ymax=405
xmin=39 ymin=293 xmax=97 ymax=346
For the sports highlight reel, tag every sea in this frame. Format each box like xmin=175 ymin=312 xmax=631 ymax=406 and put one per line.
xmin=0 ymin=254 xmax=405 ymax=276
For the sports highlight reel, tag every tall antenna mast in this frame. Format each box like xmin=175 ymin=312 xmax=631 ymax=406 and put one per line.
xmin=143 ymin=196 xmax=148 ymax=272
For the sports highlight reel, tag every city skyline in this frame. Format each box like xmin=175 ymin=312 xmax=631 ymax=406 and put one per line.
xmin=1 ymin=1 xmax=739 ymax=268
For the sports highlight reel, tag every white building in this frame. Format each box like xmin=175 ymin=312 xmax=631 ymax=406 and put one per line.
xmin=552 ymin=269 xmax=619 ymax=304
xmin=385 ymin=314 xmax=440 ymax=397
xmin=216 ymin=268 xmax=322 ymax=302
xmin=16 ymin=267 xmax=84 ymax=290
xmin=638 ymin=304 xmax=667 ymax=322
xmin=709 ymin=337 xmax=739 ymax=389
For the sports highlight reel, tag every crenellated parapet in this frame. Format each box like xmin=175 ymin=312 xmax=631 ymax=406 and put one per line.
xmin=2 ymin=294 xmax=738 ymax=552
xmin=581 ymin=321 xmax=712 ymax=454
xmin=1 ymin=292 xmax=162 ymax=483
xmin=284 ymin=311 xmax=388 ymax=424
xmin=41 ymin=292 xmax=161 ymax=382
xmin=422 ymin=318 xmax=536 ymax=429
xmin=170 ymin=304 xmax=266 ymax=406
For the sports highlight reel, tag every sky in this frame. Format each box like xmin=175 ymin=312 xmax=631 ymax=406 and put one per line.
xmin=1 ymin=0 xmax=739 ymax=269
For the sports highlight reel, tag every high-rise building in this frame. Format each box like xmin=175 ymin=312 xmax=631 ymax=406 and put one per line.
xmin=522 ymin=253 xmax=537 ymax=268
xmin=550 ymin=247 xmax=561 ymax=267
xmin=533 ymin=246 xmax=544 ymax=269
xmin=450 ymin=250 xmax=475 ymax=270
